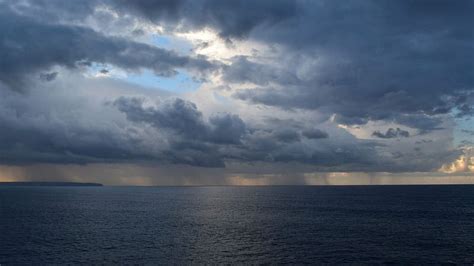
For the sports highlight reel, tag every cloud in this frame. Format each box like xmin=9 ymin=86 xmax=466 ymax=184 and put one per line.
xmin=223 ymin=56 xmax=299 ymax=86
xmin=0 ymin=68 xmax=458 ymax=172
xmin=272 ymin=128 xmax=300 ymax=143
xmin=208 ymin=113 xmax=247 ymax=144
xmin=221 ymin=1 xmax=474 ymax=133
xmin=0 ymin=3 xmax=215 ymax=90
xmin=113 ymin=96 xmax=247 ymax=145
xmin=39 ymin=72 xmax=58 ymax=82
xmin=111 ymin=0 xmax=298 ymax=39
xmin=0 ymin=78 xmax=153 ymax=165
xmin=0 ymin=0 xmax=471 ymax=180
xmin=302 ymin=128 xmax=329 ymax=139
xmin=439 ymin=147 xmax=474 ymax=173
xmin=372 ymin=128 xmax=410 ymax=139
xmin=6 ymin=0 xmax=472 ymax=127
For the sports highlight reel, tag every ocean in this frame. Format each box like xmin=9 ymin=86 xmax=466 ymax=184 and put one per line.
xmin=1 ymin=185 xmax=474 ymax=264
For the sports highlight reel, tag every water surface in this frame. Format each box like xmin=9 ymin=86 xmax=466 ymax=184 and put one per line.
xmin=1 ymin=185 xmax=474 ymax=264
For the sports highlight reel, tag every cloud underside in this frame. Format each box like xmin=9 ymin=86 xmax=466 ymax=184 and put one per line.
xmin=0 ymin=0 xmax=473 ymax=175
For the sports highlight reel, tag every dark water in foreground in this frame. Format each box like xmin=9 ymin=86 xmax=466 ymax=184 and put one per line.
xmin=1 ymin=185 xmax=474 ymax=264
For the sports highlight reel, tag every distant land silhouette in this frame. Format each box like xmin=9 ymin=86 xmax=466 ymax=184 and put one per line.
xmin=0 ymin=182 xmax=103 ymax=187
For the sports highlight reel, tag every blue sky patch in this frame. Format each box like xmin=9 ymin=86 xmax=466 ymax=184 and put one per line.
xmin=125 ymin=69 xmax=201 ymax=93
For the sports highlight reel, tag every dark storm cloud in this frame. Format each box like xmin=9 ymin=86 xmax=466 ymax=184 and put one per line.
xmin=221 ymin=0 xmax=474 ymax=131
xmin=223 ymin=57 xmax=299 ymax=86
xmin=0 ymin=81 xmax=455 ymax=171
xmin=39 ymin=72 xmax=58 ymax=82
xmin=112 ymin=96 xmax=247 ymax=145
xmin=272 ymin=129 xmax=300 ymax=143
xmin=208 ymin=114 xmax=247 ymax=145
xmin=0 ymin=85 xmax=238 ymax=167
xmin=113 ymin=97 xmax=208 ymax=139
xmin=111 ymin=96 xmax=253 ymax=167
xmin=112 ymin=97 xmax=396 ymax=170
xmin=6 ymin=0 xmax=98 ymax=22
xmin=235 ymin=132 xmax=386 ymax=171
xmin=6 ymin=0 xmax=298 ymax=39
xmin=302 ymin=128 xmax=329 ymax=139
xmin=111 ymin=0 xmax=298 ymax=39
xmin=163 ymin=141 xmax=226 ymax=167
xmin=0 ymin=3 xmax=215 ymax=90
xmin=0 ymin=104 xmax=143 ymax=165
xmin=372 ymin=128 xmax=410 ymax=139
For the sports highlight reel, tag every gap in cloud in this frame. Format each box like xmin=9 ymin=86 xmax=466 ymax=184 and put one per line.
xmin=150 ymin=34 xmax=194 ymax=55
xmin=454 ymin=117 xmax=474 ymax=147
xmin=84 ymin=63 xmax=201 ymax=93
xmin=450 ymin=107 xmax=474 ymax=147
xmin=126 ymin=69 xmax=202 ymax=93
xmin=83 ymin=62 xmax=120 ymax=78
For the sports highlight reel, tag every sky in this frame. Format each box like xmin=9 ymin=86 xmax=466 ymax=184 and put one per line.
xmin=0 ymin=0 xmax=473 ymax=185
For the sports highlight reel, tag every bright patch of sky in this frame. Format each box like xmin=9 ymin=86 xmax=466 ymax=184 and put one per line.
xmin=454 ymin=117 xmax=474 ymax=146
xmin=447 ymin=106 xmax=474 ymax=146
xmin=126 ymin=69 xmax=201 ymax=93
xmin=150 ymin=34 xmax=194 ymax=55
xmin=85 ymin=63 xmax=201 ymax=93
